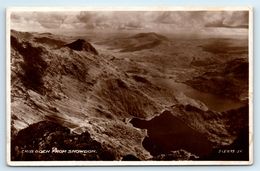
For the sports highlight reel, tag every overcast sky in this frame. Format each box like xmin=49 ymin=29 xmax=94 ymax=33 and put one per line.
xmin=10 ymin=11 xmax=249 ymax=37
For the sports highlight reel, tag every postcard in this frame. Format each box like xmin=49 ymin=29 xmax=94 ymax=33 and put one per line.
xmin=6 ymin=7 xmax=253 ymax=166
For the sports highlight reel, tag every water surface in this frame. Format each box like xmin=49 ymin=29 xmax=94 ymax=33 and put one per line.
xmin=131 ymin=111 xmax=213 ymax=157
xmin=154 ymin=78 xmax=245 ymax=112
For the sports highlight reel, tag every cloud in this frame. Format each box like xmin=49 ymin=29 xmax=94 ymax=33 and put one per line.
xmin=77 ymin=11 xmax=96 ymax=23
xmin=153 ymin=11 xmax=248 ymax=29
xmin=11 ymin=12 xmax=76 ymax=30
xmin=10 ymin=11 xmax=249 ymax=35
xmin=36 ymin=12 xmax=67 ymax=29
xmin=204 ymin=11 xmax=249 ymax=28
xmin=76 ymin=11 xmax=145 ymax=30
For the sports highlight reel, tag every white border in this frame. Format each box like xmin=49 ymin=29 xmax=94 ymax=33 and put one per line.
xmin=6 ymin=6 xmax=254 ymax=166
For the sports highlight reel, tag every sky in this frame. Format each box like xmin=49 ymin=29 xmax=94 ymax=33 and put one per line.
xmin=10 ymin=11 xmax=249 ymax=37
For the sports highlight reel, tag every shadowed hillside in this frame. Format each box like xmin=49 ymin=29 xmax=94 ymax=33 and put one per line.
xmin=64 ymin=39 xmax=99 ymax=55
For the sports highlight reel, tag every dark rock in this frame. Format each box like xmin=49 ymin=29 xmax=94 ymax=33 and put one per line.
xmin=11 ymin=121 xmax=116 ymax=161
xmin=194 ymin=105 xmax=249 ymax=161
xmin=122 ymin=154 xmax=140 ymax=161
xmin=132 ymin=75 xmax=151 ymax=84
xmin=152 ymin=149 xmax=199 ymax=161
xmin=64 ymin=39 xmax=98 ymax=55
xmin=11 ymin=36 xmax=47 ymax=94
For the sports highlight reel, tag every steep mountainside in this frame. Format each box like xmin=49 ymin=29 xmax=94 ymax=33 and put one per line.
xmin=10 ymin=30 xmax=249 ymax=161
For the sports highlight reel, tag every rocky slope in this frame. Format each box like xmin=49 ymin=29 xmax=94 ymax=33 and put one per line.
xmin=10 ymin=30 xmax=171 ymax=160
xmin=10 ymin=30 xmax=249 ymax=161
xmin=11 ymin=121 xmax=116 ymax=161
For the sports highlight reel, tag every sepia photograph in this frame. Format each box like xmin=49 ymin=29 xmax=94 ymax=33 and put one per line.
xmin=6 ymin=7 xmax=253 ymax=166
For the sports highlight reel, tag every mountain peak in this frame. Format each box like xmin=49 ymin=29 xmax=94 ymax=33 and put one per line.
xmin=131 ymin=32 xmax=168 ymax=41
xmin=65 ymin=39 xmax=98 ymax=55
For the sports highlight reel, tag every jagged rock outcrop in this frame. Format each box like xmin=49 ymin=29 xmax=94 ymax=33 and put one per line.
xmin=64 ymin=39 xmax=98 ymax=55
xmin=11 ymin=35 xmax=47 ymax=94
xmin=11 ymin=121 xmax=116 ymax=161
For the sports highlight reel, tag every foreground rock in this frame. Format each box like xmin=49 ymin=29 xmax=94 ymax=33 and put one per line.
xmin=153 ymin=149 xmax=199 ymax=161
xmin=11 ymin=121 xmax=116 ymax=161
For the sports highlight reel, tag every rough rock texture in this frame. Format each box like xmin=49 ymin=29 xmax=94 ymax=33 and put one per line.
xmin=10 ymin=30 xmax=249 ymax=161
xmin=10 ymin=30 xmax=158 ymax=160
xmin=11 ymin=121 xmax=116 ymax=161
xmin=153 ymin=149 xmax=199 ymax=161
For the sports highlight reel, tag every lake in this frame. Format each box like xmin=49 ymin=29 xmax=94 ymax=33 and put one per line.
xmin=130 ymin=110 xmax=213 ymax=157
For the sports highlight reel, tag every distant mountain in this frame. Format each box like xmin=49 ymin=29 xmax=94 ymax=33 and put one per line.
xmin=131 ymin=32 xmax=168 ymax=41
xmin=99 ymin=32 xmax=168 ymax=52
